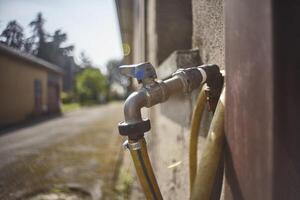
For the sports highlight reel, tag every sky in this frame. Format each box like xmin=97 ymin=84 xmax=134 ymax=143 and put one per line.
xmin=0 ymin=0 xmax=123 ymax=73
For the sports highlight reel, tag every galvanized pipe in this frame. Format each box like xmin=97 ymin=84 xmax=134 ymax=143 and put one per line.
xmin=123 ymin=69 xmax=204 ymax=126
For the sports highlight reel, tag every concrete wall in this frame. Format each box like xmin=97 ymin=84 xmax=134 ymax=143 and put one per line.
xmin=132 ymin=0 xmax=146 ymax=63
xmin=192 ymin=0 xmax=224 ymax=68
xmin=147 ymin=0 xmax=192 ymax=66
xmin=115 ymin=0 xmax=134 ymax=64
xmin=146 ymin=0 xmax=224 ymax=199
xmin=0 ymin=53 xmax=61 ymax=127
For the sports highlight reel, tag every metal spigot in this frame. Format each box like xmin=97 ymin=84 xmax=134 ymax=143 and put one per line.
xmin=119 ymin=62 xmax=157 ymax=86
xmin=118 ymin=62 xmax=223 ymax=140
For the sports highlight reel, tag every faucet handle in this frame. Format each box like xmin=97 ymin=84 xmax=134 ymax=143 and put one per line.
xmin=119 ymin=62 xmax=157 ymax=84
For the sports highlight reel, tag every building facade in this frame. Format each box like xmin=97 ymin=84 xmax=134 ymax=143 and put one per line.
xmin=116 ymin=0 xmax=300 ymax=199
xmin=0 ymin=44 xmax=63 ymax=128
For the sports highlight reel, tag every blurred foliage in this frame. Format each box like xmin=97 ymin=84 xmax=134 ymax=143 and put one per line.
xmin=106 ymin=59 xmax=131 ymax=100
xmin=29 ymin=12 xmax=47 ymax=55
xmin=61 ymin=92 xmax=75 ymax=104
xmin=0 ymin=12 xmax=75 ymax=68
xmin=61 ymin=102 xmax=81 ymax=113
xmin=79 ymin=51 xmax=92 ymax=68
xmin=0 ymin=20 xmax=24 ymax=49
xmin=114 ymin=168 xmax=133 ymax=200
xmin=29 ymin=13 xmax=75 ymax=67
xmin=75 ymin=68 xmax=108 ymax=105
xmin=106 ymin=59 xmax=128 ymax=87
xmin=38 ymin=29 xmax=74 ymax=65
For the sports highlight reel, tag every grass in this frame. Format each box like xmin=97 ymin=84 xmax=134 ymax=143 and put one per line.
xmin=61 ymin=102 xmax=81 ymax=113
xmin=114 ymin=167 xmax=134 ymax=200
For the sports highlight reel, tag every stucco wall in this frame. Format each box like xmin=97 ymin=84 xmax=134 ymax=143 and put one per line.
xmin=192 ymin=0 xmax=224 ymax=68
xmin=0 ymin=53 xmax=48 ymax=127
xmin=145 ymin=2 xmax=194 ymax=197
xmin=147 ymin=0 xmax=192 ymax=66
xmin=148 ymin=51 xmax=212 ymax=199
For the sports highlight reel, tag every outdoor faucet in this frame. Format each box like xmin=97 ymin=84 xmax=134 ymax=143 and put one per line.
xmin=118 ymin=62 xmax=223 ymax=199
xmin=118 ymin=62 xmax=223 ymax=140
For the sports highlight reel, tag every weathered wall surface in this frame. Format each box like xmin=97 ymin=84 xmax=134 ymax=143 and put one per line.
xmin=149 ymin=50 xmax=209 ymax=199
xmin=0 ymin=53 xmax=48 ymax=126
xmin=115 ymin=0 xmax=134 ymax=64
xmin=147 ymin=0 xmax=192 ymax=66
xmin=192 ymin=0 xmax=224 ymax=68
xmin=145 ymin=1 xmax=193 ymax=197
xmin=146 ymin=0 xmax=225 ymax=199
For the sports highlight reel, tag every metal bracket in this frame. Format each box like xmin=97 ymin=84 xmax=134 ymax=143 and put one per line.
xmin=123 ymin=140 xmax=142 ymax=150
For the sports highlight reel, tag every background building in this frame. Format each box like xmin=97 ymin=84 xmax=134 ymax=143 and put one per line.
xmin=0 ymin=44 xmax=63 ymax=128
xmin=116 ymin=0 xmax=300 ymax=199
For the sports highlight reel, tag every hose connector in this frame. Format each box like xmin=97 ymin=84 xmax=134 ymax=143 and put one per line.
xmin=118 ymin=119 xmax=151 ymax=140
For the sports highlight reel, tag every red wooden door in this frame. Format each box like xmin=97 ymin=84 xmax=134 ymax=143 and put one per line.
xmin=47 ymin=83 xmax=60 ymax=113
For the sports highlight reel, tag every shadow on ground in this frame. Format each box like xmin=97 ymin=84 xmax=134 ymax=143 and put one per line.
xmin=0 ymin=113 xmax=62 ymax=136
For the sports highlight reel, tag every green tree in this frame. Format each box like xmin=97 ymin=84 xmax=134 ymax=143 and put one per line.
xmin=0 ymin=20 xmax=24 ymax=49
xmin=42 ymin=29 xmax=74 ymax=64
xmin=106 ymin=59 xmax=131 ymax=98
xmin=29 ymin=12 xmax=47 ymax=54
xmin=79 ymin=51 xmax=92 ymax=68
xmin=52 ymin=30 xmax=74 ymax=56
xmin=75 ymin=68 xmax=107 ymax=104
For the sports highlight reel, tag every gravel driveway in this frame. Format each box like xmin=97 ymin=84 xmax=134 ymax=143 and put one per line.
xmin=0 ymin=102 xmax=124 ymax=200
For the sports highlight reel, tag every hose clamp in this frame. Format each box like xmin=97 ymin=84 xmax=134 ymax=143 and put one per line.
xmin=198 ymin=67 xmax=207 ymax=84
xmin=123 ymin=140 xmax=142 ymax=150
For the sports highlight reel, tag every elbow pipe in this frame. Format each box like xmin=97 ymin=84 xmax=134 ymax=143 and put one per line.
xmin=119 ymin=76 xmax=184 ymax=140
xmin=124 ymin=91 xmax=148 ymax=124
xmin=119 ymin=90 xmax=150 ymax=141
xmin=118 ymin=64 xmax=223 ymax=140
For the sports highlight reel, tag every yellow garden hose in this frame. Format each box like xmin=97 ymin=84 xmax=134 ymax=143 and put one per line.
xmin=127 ymin=138 xmax=163 ymax=200
xmin=125 ymin=88 xmax=224 ymax=200
xmin=189 ymin=88 xmax=207 ymax=191
xmin=190 ymin=88 xmax=225 ymax=200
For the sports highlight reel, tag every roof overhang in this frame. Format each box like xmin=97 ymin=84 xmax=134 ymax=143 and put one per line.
xmin=0 ymin=44 xmax=64 ymax=75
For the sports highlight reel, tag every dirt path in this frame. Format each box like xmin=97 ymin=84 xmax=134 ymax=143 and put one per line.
xmin=0 ymin=102 xmax=125 ymax=200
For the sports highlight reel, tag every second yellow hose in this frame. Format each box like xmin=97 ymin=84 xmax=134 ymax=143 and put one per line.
xmin=189 ymin=88 xmax=207 ymax=191
xmin=190 ymin=88 xmax=225 ymax=200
